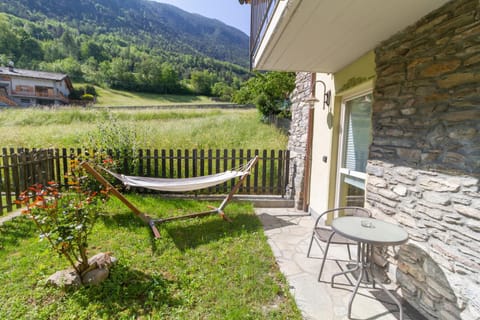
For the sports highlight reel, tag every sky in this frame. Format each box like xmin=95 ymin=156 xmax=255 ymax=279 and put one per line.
xmin=153 ymin=0 xmax=251 ymax=35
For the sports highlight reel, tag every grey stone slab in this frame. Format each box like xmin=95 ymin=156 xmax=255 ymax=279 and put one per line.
xmin=256 ymin=207 xmax=417 ymax=320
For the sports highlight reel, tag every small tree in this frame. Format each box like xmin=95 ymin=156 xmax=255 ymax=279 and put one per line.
xmin=233 ymin=71 xmax=295 ymax=120
xmin=190 ymin=70 xmax=217 ymax=95
xmin=16 ymin=159 xmax=109 ymax=278
xmin=212 ymin=82 xmax=234 ymax=101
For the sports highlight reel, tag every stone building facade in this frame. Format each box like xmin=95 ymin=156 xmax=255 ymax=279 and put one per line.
xmin=286 ymin=72 xmax=312 ymax=209
xmin=283 ymin=1 xmax=479 ymax=318
xmin=367 ymin=0 xmax=480 ymax=319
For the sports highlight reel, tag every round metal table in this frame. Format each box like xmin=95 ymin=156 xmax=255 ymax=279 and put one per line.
xmin=331 ymin=216 xmax=409 ymax=319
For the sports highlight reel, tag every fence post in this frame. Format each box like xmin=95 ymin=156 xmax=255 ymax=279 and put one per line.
xmin=169 ymin=149 xmax=174 ymax=178
xmin=10 ymin=151 xmax=21 ymax=208
xmin=192 ymin=149 xmax=198 ymax=178
xmin=262 ymin=150 xmax=268 ymax=194
xmin=215 ymin=149 xmax=221 ymax=193
xmin=177 ymin=149 xmax=182 ymax=178
xmin=223 ymin=149 xmax=228 ymax=193
xmin=54 ymin=148 xmax=61 ymax=186
xmin=246 ymin=149 xmax=252 ymax=194
xmin=138 ymin=149 xmax=143 ymax=176
xmin=2 ymin=148 xmax=13 ymax=212
xmin=284 ymin=149 xmax=290 ymax=198
xmin=146 ymin=149 xmax=151 ymax=177
xmin=254 ymin=149 xmax=259 ymax=194
xmin=184 ymin=149 xmax=190 ymax=178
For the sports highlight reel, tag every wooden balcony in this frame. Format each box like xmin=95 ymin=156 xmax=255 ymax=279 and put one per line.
xmin=10 ymin=90 xmax=69 ymax=103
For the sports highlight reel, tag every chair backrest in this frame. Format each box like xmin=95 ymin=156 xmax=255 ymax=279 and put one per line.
xmin=318 ymin=206 xmax=372 ymax=227
xmin=340 ymin=207 xmax=371 ymax=217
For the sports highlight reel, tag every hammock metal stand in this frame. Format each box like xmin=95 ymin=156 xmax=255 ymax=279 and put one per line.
xmin=81 ymin=156 xmax=258 ymax=238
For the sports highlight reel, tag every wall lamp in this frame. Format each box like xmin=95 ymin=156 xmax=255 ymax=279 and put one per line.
xmin=305 ymin=80 xmax=331 ymax=110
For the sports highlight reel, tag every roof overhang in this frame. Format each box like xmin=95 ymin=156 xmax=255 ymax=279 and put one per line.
xmin=252 ymin=0 xmax=449 ymax=73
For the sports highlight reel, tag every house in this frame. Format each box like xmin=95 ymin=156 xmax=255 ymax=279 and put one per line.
xmin=0 ymin=64 xmax=73 ymax=107
xmin=246 ymin=0 xmax=480 ymax=319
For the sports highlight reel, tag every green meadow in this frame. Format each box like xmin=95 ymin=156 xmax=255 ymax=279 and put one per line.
xmin=0 ymin=107 xmax=287 ymax=150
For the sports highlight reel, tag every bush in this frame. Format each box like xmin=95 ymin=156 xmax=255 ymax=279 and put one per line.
xmin=81 ymin=93 xmax=94 ymax=101
xmin=69 ymin=85 xmax=98 ymax=100
xmin=16 ymin=159 xmax=109 ymax=278
xmin=85 ymin=110 xmax=139 ymax=175
xmin=232 ymin=71 xmax=295 ymax=119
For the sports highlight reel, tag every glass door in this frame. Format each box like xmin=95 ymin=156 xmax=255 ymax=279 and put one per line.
xmin=336 ymin=92 xmax=372 ymax=207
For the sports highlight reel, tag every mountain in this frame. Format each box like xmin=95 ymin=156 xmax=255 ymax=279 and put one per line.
xmin=0 ymin=0 xmax=251 ymax=97
xmin=0 ymin=0 xmax=249 ymax=68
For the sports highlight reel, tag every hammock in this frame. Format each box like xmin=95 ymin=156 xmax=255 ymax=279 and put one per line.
xmin=81 ymin=156 xmax=258 ymax=238
xmin=101 ymin=160 xmax=254 ymax=192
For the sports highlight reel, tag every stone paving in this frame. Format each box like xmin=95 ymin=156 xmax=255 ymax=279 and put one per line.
xmin=255 ymin=207 xmax=425 ymax=320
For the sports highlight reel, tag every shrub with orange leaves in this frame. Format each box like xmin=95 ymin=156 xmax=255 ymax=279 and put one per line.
xmin=16 ymin=161 xmax=109 ymax=278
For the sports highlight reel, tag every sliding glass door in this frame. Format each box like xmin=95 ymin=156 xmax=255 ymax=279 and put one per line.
xmin=336 ymin=92 xmax=372 ymax=207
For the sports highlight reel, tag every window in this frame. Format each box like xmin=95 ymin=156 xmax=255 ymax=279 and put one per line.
xmin=336 ymin=93 xmax=372 ymax=207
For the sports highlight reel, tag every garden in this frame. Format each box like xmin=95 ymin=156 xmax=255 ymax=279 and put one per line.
xmin=0 ymin=107 xmax=301 ymax=319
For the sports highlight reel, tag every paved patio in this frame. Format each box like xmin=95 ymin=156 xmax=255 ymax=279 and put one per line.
xmin=255 ymin=207 xmax=425 ymax=320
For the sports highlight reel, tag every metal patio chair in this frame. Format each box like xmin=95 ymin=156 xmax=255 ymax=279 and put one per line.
xmin=306 ymin=207 xmax=372 ymax=282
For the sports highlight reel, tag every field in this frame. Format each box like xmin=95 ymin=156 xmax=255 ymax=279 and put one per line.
xmin=88 ymin=85 xmax=217 ymax=107
xmin=0 ymin=107 xmax=288 ymax=150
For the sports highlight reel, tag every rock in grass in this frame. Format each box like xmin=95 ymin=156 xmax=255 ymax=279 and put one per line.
xmin=87 ymin=252 xmax=117 ymax=269
xmin=46 ymin=269 xmax=82 ymax=288
xmin=47 ymin=252 xmax=118 ymax=288
xmin=82 ymin=268 xmax=110 ymax=286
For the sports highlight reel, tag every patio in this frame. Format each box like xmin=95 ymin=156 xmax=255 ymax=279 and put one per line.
xmin=255 ymin=207 xmax=426 ymax=320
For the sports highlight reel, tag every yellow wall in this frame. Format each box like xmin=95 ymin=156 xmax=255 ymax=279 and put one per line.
xmin=334 ymin=51 xmax=376 ymax=94
xmin=308 ymin=51 xmax=375 ymax=215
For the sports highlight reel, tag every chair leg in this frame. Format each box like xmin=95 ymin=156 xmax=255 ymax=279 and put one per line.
xmin=318 ymin=232 xmax=336 ymax=282
xmin=307 ymin=232 xmax=315 ymax=257
xmin=347 ymin=244 xmax=352 ymax=260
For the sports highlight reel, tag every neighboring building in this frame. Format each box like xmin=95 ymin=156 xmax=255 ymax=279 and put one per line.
xmin=0 ymin=65 xmax=72 ymax=107
xmin=247 ymin=0 xmax=479 ymax=319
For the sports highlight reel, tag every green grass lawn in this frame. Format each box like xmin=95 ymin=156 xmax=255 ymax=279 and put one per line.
xmin=90 ymin=85 xmax=217 ymax=107
xmin=0 ymin=195 xmax=301 ymax=319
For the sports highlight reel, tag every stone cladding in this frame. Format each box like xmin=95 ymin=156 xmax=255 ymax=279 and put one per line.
xmin=369 ymin=0 xmax=480 ymax=319
xmin=286 ymin=72 xmax=313 ymax=208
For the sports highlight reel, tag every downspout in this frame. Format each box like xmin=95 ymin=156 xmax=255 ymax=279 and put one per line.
xmin=302 ymin=73 xmax=316 ymax=212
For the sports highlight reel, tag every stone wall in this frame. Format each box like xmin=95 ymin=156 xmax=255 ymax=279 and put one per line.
xmin=286 ymin=72 xmax=312 ymax=208
xmin=368 ymin=0 xmax=480 ymax=319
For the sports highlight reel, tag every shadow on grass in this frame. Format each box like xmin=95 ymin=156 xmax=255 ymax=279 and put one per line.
xmin=157 ymin=94 xmax=202 ymax=103
xmin=0 ymin=217 xmax=36 ymax=249
xmin=163 ymin=212 xmax=262 ymax=251
xmin=97 ymin=208 xmax=263 ymax=253
xmin=73 ymin=263 xmax=181 ymax=317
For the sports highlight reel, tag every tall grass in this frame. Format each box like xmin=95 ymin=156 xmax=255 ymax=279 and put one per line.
xmin=0 ymin=108 xmax=288 ymax=150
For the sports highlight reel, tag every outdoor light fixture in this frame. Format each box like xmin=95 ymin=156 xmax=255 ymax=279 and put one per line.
xmin=305 ymin=79 xmax=331 ymax=110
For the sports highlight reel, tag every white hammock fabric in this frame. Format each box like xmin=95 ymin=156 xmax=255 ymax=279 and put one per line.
xmin=102 ymin=161 xmax=254 ymax=192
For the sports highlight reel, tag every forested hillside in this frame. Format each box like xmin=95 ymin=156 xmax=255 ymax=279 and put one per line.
xmin=0 ymin=0 xmax=250 ymax=98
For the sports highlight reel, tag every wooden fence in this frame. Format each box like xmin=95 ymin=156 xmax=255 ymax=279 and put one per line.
xmin=0 ymin=147 xmax=290 ymax=215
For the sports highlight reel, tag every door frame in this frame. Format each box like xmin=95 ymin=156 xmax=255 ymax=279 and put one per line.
xmin=334 ymin=88 xmax=373 ymax=208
